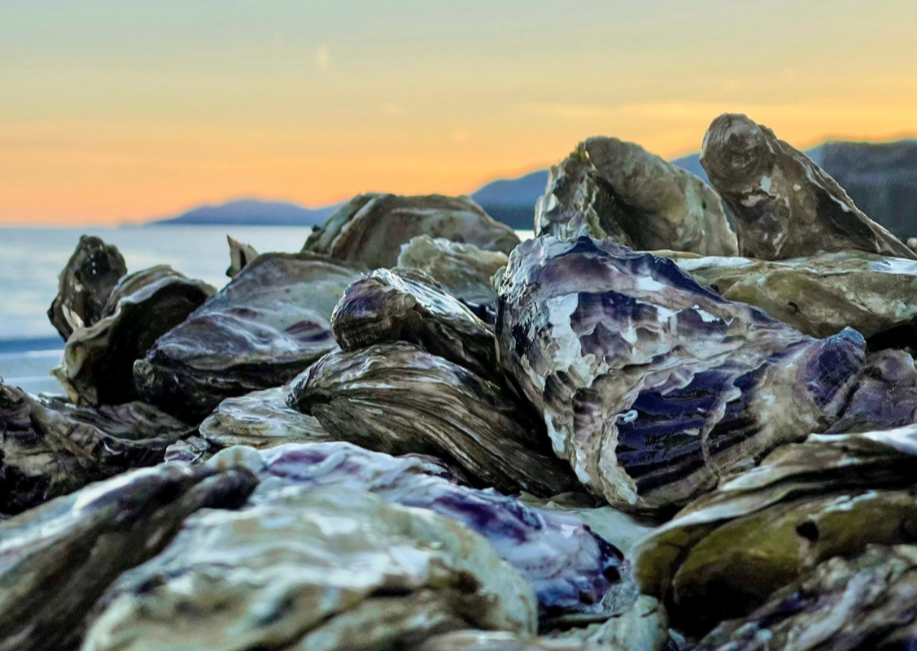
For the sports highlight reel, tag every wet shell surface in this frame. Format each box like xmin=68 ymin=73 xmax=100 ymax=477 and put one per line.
xmin=133 ymin=252 xmax=363 ymax=420
xmin=536 ymin=139 xmax=737 ymax=256
xmin=303 ymin=192 xmax=520 ymax=269
xmin=701 ymin=113 xmax=916 ymax=261
xmin=53 ymin=265 xmax=215 ymax=406
xmin=495 ymin=236 xmax=867 ymax=514
xmin=287 ymin=341 xmax=582 ymax=497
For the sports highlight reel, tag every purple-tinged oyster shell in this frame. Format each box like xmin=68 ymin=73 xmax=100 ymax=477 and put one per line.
xmin=287 ymin=342 xmax=581 ymax=497
xmin=0 ymin=462 xmax=256 ymax=651
xmin=331 ymin=267 xmax=499 ymax=382
xmin=701 ymin=113 xmax=916 ymax=261
xmin=825 ymin=349 xmax=917 ymax=434
xmin=495 ymin=236 xmax=867 ymax=514
xmin=82 ymin=485 xmax=537 ymax=650
xmin=209 ymin=441 xmax=627 ymax=619
xmin=134 ymin=252 xmax=363 ymax=421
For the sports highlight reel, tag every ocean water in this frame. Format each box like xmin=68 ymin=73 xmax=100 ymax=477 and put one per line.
xmin=0 ymin=225 xmax=533 ymax=394
xmin=0 ymin=226 xmax=313 ymax=342
xmin=0 ymin=226 xmax=311 ymax=393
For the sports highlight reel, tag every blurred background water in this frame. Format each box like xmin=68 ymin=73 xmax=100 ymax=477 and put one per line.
xmin=0 ymin=226 xmax=311 ymax=393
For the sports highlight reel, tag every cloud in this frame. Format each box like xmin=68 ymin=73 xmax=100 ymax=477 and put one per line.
xmin=452 ymin=129 xmax=470 ymax=143
xmin=315 ymin=45 xmax=331 ymax=73
xmin=382 ymin=103 xmax=403 ymax=117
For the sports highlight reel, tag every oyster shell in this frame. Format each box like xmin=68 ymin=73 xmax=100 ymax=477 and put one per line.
xmin=695 ymin=545 xmax=917 ymax=650
xmin=209 ymin=441 xmax=627 ymax=619
xmin=134 ymin=252 xmax=363 ymax=420
xmin=420 ymin=595 xmax=667 ymax=651
xmin=199 ymin=386 xmax=330 ymax=450
xmin=287 ymin=342 xmax=581 ymax=497
xmin=535 ymin=141 xmax=737 ymax=256
xmin=700 ymin=113 xmax=916 ymax=260
xmin=53 ymin=265 xmax=215 ymax=406
xmin=825 ymin=349 xmax=917 ymax=433
xmin=0 ymin=381 xmax=190 ymax=514
xmin=81 ymin=486 xmax=537 ymax=650
xmin=225 ymin=235 xmax=258 ymax=277
xmin=48 ymin=235 xmax=127 ymax=341
xmin=633 ymin=424 xmax=917 ymax=634
xmin=495 ymin=236 xmax=867 ymax=513
xmin=0 ymin=462 xmax=256 ymax=651
xmin=303 ymin=193 xmax=520 ymax=269
xmin=331 ymin=267 xmax=499 ymax=381
xmin=667 ymin=250 xmax=917 ymax=340
xmin=398 ymin=235 xmax=509 ymax=321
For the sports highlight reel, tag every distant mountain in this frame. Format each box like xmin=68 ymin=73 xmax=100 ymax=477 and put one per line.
xmin=151 ymin=140 xmax=917 ymax=238
xmin=470 ymin=170 xmax=549 ymax=230
xmin=154 ymin=199 xmax=342 ymax=227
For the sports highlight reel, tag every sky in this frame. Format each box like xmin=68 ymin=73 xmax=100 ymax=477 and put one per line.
xmin=2 ymin=0 xmax=917 ymax=225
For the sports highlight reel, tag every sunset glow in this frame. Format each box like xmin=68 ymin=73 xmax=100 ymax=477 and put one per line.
xmin=3 ymin=0 xmax=917 ymax=225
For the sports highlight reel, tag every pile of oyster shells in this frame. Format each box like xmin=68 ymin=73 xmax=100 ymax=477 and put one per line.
xmin=5 ymin=113 xmax=917 ymax=651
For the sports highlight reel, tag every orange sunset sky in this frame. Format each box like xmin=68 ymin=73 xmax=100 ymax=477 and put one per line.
xmin=2 ymin=0 xmax=917 ymax=226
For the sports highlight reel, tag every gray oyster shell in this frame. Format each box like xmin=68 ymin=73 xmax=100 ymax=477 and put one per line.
xmin=225 ymin=235 xmax=258 ymax=277
xmin=666 ymin=251 xmax=917 ymax=340
xmin=287 ymin=342 xmax=581 ymax=497
xmin=421 ymin=594 xmax=667 ymax=650
xmin=199 ymin=386 xmax=330 ymax=449
xmin=398 ymin=235 xmax=509 ymax=321
xmin=695 ymin=545 xmax=917 ymax=651
xmin=303 ymin=193 xmax=520 ymax=269
xmin=331 ymin=267 xmax=499 ymax=381
xmin=134 ymin=252 xmax=363 ymax=420
xmin=535 ymin=141 xmax=737 ymax=256
xmin=81 ymin=486 xmax=537 ymax=650
xmin=633 ymin=424 xmax=917 ymax=634
xmin=209 ymin=441 xmax=627 ymax=619
xmin=700 ymin=113 xmax=916 ymax=260
xmin=53 ymin=265 xmax=215 ymax=406
xmin=0 ymin=381 xmax=190 ymax=514
xmin=495 ymin=236 xmax=866 ymax=514
xmin=0 ymin=462 xmax=256 ymax=651
xmin=48 ymin=235 xmax=127 ymax=341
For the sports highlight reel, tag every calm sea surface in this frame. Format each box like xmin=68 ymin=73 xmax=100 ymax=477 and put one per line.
xmin=0 ymin=225 xmax=531 ymax=394
xmin=0 ymin=226 xmax=315 ymax=342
